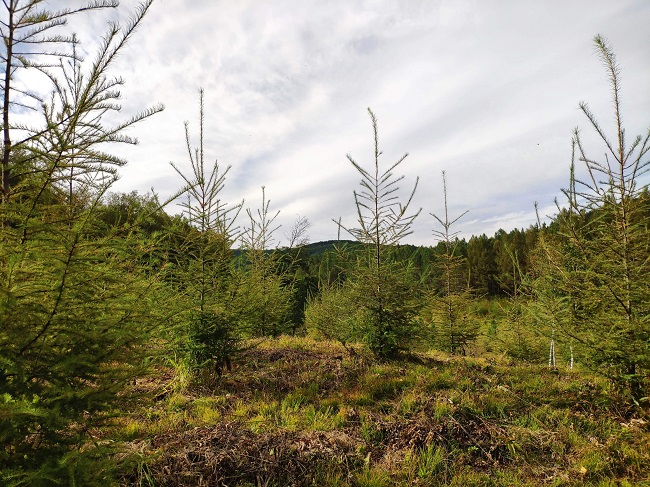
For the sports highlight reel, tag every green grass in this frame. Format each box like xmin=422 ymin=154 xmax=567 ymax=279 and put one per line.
xmin=111 ymin=336 xmax=650 ymax=486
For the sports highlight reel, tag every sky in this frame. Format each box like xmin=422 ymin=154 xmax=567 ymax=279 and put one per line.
xmin=14 ymin=0 xmax=650 ymax=246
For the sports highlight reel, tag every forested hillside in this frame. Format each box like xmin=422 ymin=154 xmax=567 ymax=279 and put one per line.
xmin=0 ymin=1 xmax=648 ymax=485
xmin=297 ymin=224 xmax=541 ymax=298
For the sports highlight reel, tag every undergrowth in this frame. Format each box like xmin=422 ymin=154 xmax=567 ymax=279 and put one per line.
xmin=113 ymin=336 xmax=650 ymax=486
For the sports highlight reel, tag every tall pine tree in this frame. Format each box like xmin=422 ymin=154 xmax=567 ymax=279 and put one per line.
xmin=335 ymin=108 xmax=421 ymax=359
xmin=532 ymin=35 xmax=650 ymax=401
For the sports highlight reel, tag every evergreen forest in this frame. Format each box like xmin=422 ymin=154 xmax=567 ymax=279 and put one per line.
xmin=1 ymin=2 xmax=649 ymax=485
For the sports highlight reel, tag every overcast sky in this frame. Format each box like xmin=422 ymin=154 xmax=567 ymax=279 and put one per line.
xmin=29 ymin=1 xmax=650 ymax=245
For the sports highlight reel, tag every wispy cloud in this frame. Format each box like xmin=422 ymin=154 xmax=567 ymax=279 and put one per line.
xmin=32 ymin=0 xmax=650 ymax=246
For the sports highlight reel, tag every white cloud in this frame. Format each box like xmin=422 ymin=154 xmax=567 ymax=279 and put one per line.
xmin=11 ymin=0 xmax=650 ymax=246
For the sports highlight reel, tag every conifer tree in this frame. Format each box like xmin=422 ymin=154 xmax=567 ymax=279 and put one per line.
xmin=532 ymin=35 xmax=650 ymax=401
xmin=466 ymin=234 xmax=498 ymax=296
xmin=497 ymin=244 xmax=545 ymax=360
xmin=0 ymin=1 xmax=169 ymax=482
xmin=1 ymin=0 xmax=162 ymax=206
xmin=305 ymin=271 xmax=368 ymax=348
xmin=427 ymin=171 xmax=478 ymax=354
xmin=238 ymin=186 xmax=293 ymax=337
xmin=278 ymin=215 xmax=315 ymax=334
xmin=336 ymin=108 xmax=421 ymax=359
xmin=170 ymin=89 xmax=243 ymax=376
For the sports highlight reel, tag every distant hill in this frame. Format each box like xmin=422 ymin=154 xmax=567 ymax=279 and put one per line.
xmin=299 ymin=239 xmax=359 ymax=256
xmin=233 ymin=240 xmax=359 ymax=258
xmin=234 ymin=239 xmax=433 ymax=258
xmin=296 ymin=240 xmax=434 ymax=258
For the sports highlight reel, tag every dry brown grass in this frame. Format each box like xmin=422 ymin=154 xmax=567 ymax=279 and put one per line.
xmin=115 ymin=337 xmax=650 ymax=486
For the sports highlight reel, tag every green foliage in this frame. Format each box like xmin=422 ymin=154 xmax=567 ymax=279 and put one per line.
xmin=426 ymin=171 xmax=479 ymax=354
xmin=498 ymin=300 xmax=547 ymax=363
xmin=492 ymin=228 xmax=535 ymax=296
xmin=1 ymin=0 xmax=162 ymax=205
xmin=465 ymin=227 xmax=540 ymax=298
xmin=0 ymin=2 xmax=168 ymax=483
xmin=307 ymin=246 xmax=422 ymax=359
xmin=305 ymin=271 xmax=360 ymax=345
xmin=309 ymin=241 xmax=361 ymax=289
xmin=170 ymin=89 xmax=243 ymax=375
xmin=467 ymin=234 xmax=498 ymax=295
xmin=235 ymin=254 xmax=294 ymax=338
xmin=237 ymin=187 xmax=294 ymax=337
xmin=276 ymin=244 xmax=318 ymax=334
xmin=0 ymin=17 xmax=647 ymax=484
xmin=334 ymin=108 xmax=421 ymax=359
xmin=531 ymin=36 xmax=650 ymax=401
xmin=273 ymin=216 xmax=317 ymax=334
xmin=413 ymin=444 xmax=448 ymax=481
xmin=96 ymin=190 xmax=177 ymax=273
xmin=0 ymin=224 xmax=162 ymax=481
xmin=350 ymin=258 xmax=422 ymax=358
xmin=98 ymin=190 xmax=173 ymax=236
xmin=425 ymin=292 xmax=479 ymax=354
xmin=491 ymin=249 xmax=546 ymax=362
